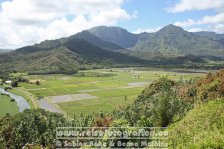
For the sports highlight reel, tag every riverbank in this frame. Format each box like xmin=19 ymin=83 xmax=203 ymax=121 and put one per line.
xmin=9 ymin=87 xmax=38 ymax=109
xmin=0 ymin=88 xmax=30 ymax=112
xmin=0 ymin=94 xmax=18 ymax=117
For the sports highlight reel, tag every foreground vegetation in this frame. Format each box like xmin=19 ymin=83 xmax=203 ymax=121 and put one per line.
xmin=169 ymin=100 xmax=224 ymax=148
xmin=0 ymin=69 xmax=223 ymax=148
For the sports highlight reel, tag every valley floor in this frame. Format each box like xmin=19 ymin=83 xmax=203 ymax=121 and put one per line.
xmin=6 ymin=67 xmax=208 ymax=117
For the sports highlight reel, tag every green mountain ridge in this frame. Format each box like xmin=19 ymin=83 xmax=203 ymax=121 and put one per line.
xmin=131 ymin=25 xmax=224 ymax=58
xmin=71 ymin=30 xmax=124 ymax=51
xmin=89 ymin=26 xmax=139 ymax=48
xmin=194 ymin=31 xmax=224 ymax=47
xmin=87 ymin=25 xmax=224 ymax=58
xmin=0 ymin=37 xmax=147 ymax=74
xmin=194 ymin=31 xmax=224 ymax=42
xmin=0 ymin=49 xmax=12 ymax=53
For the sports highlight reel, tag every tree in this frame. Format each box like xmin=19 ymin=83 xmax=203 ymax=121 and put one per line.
xmin=11 ymin=81 xmax=18 ymax=87
xmin=124 ymin=96 xmax=127 ymax=100
xmin=0 ymin=109 xmax=66 ymax=148
xmin=35 ymin=80 xmax=40 ymax=85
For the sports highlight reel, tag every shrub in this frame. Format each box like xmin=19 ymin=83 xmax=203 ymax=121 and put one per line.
xmin=10 ymin=98 xmax=15 ymax=102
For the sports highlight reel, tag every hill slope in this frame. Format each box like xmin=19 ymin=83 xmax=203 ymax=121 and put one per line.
xmin=71 ymin=31 xmax=124 ymax=51
xmin=194 ymin=31 xmax=224 ymax=45
xmin=131 ymin=25 xmax=224 ymax=57
xmin=0 ymin=49 xmax=12 ymax=53
xmin=0 ymin=37 xmax=147 ymax=74
xmin=88 ymin=26 xmax=139 ymax=48
xmin=112 ymin=70 xmax=224 ymax=148
xmin=87 ymin=25 xmax=224 ymax=59
xmin=169 ymin=100 xmax=224 ymax=148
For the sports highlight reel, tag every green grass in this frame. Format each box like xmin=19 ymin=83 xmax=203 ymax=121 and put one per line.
xmin=0 ymin=94 xmax=19 ymax=118
xmin=62 ymin=102 xmax=114 ymax=116
xmin=58 ymin=94 xmax=139 ymax=116
xmin=29 ymin=89 xmax=56 ymax=97
xmin=21 ymin=68 xmax=204 ymax=97
xmin=14 ymin=67 xmax=207 ymax=116
xmin=169 ymin=99 xmax=224 ymax=148
xmin=91 ymin=88 xmax=143 ymax=98
xmin=9 ymin=88 xmax=36 ymax=109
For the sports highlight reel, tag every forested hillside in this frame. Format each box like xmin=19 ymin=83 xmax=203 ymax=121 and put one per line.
xmin=89 ymin=26 xmax=139 ymax=48
xmin=88 ymin=25 xmax=224 ymax=58
xmin=71 ymin=30 xmax=124 ymax=51
xmin=0 ymin=38 xmax=146 ymax=74
xmin=0 ymin=49 xmax=12 ymax=53
xmin=194 ymin=31 xmax=224 ymax=45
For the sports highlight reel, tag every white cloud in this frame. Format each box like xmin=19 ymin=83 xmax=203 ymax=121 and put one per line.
xmin=187 ymin=28 xmax=203 ymax=32
xmin=0 ymin=0 xmax=133 ymax=49
xmin=208 ymin=24 xmax=224 ymax=33
xmin=174 ymin=19 xmax=196 ymax=27
xmin=171 ymin=0 xmax=224 ymax=33
xmin=133 ymin=27 xmax=162 ymax=34
xmin=200 ymin=13 xmax=224 ymax=24
xmin=186 ymin=24 xmax=224 ymax=33
xmin=168 ymin=0 xmax=224 ymax=13
xmin=174 ymin=13 xmax=224 ymax=27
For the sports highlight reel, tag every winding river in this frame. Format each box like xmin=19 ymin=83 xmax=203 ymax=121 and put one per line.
xmin=0 ymin=88 xmax=30 ymax=112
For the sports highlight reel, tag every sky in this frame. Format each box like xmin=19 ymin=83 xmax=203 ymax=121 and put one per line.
xmin=0 ymin=0 xmax=224 ymax=49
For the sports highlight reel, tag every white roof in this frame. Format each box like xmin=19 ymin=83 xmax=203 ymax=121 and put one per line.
xmin=5 ymin=80 xmax=12 ymax=83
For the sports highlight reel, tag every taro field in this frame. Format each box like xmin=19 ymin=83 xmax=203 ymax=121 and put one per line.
xmin=15 ymin=67 xmax=208 ymax=117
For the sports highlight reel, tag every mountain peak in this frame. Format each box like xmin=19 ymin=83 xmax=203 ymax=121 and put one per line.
xmin=70 ymin=30 xmax=123 ymax=51
xmin=88 ymin=26 xmax=138 ymax=48
xmin=158 ymin=24 xmax=184 ymax=32
xmin=89 ymin=26 xmax=129 ymax=33
xmin=166 ymin=24 xmax=178 ymax=28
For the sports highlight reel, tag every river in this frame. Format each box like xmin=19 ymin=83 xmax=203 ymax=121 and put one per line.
xmin=0 ymin=88 xmax=30 ymax=112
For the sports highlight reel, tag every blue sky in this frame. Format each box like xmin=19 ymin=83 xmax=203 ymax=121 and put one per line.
xmin=0 ymin=0 xmax=224 ymax=49
xmin=119 ymin=0 xmax=220 ymax=32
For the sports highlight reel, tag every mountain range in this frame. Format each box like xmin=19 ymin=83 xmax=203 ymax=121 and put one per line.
xmin=0 ymin=49 xmax=12 ymax=53
xmin=0 ymin=36 xmax=146 ymax=74
xmin=72 ymin=24 xmax=224 ymax=59
xmin=0 ymin=24 xmax=224 ymax=74
xmin=194 ymin=31 xmax=224 ymax=44
xmin=86 ymin=25 xmax=224 ymax=58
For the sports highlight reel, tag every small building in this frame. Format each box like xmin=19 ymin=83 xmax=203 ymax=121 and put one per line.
xmin=5 ymin=80 xmax=12 ymax=84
